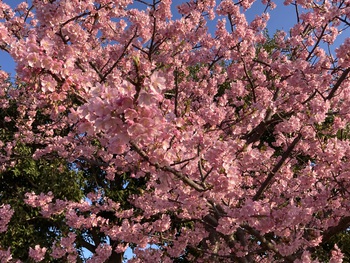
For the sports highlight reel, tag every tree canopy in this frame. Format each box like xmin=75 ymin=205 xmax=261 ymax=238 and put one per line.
xmin=1 ymin=0 xmax=350 ymax=262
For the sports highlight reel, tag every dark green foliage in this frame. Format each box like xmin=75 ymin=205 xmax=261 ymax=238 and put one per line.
xmin=0 ymin=143 xmax=85 ymax=261
xmin=0 ymin=85 xmax=85 ymax=261
xmin=314 ymin=230 xmax=350 ymax=262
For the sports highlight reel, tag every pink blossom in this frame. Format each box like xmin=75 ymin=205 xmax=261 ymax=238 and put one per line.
xmin=0 ymin=248 xmax=13 ymax=262
xmin=29 ymin=245 xmax=47 ymax=262
xmin=0 ymin=205 xmax=14 ymax=233
xmin=330 ymin=244 xmax=344 ymax=263
xmin=1 ymin=0 xmax=350 ymax=262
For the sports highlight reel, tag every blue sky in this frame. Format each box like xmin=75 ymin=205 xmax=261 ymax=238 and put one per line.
xmin=0 ymin=0 xmax=298 ymax=78
xmin=0 ymin=0 xmax=23 ymax=76
xmin=1 ymin=0 xmax=347 ymax=78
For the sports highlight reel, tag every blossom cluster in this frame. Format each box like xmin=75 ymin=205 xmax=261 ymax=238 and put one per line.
xmin=0 ymin=0 xmax=350 ymax=262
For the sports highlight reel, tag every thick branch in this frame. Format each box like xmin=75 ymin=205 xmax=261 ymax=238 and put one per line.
xmin=322 ymin=216 xmax=350 ymax=242
xmin=287 ymin=216 xmax=350 ymax=262
xmin=101 ymin=29 xmax=138 ymax=82
xmin=242 ymin=112 xmax=286 ymax=145
xmin=89 ymin=61 xmax=104 ymax=80
xmin=76 ymin=236 xmax=96 ymax=254
xmin=253 ymin=133 xmax=302 ymax=201
xmin=174 ymin=69 xmax=179 ymax=117
xmin=326 ymin=67 xmax=350 ymax=100
xmin=106 ymin=241 xmax=123 ymax=263
xmin=305 ymin=25 xmax=327 ymax=61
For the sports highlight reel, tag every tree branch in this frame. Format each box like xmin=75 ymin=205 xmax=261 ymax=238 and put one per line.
xmin=326 ymin=67 xmax=350 ymax=100
xmin=101 ymin=29 xmax=138 ymax=82
xmin=253 ymin=133 xmax=302 ymax=201
xmin=243 ymin=225 xmax=294 ymax=262
xmin=76 ymin=236 xmax=96 ymax=254
xmin=322 ymin=216 xmax=350 ymax=242
xmin=130 ymin=141 xmax=210 ymax=192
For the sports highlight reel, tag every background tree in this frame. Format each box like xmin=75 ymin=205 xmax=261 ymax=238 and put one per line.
xmin=1 ymin=0 xmax=350 ymax=262
xmin=0 ymin=77 xmax=149 ymax=262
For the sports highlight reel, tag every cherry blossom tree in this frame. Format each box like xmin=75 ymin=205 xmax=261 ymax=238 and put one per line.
xmin=1 ymin=0 xmax=350 ymax=262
